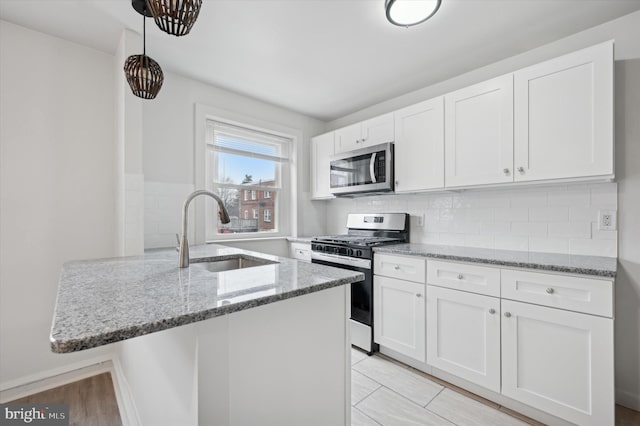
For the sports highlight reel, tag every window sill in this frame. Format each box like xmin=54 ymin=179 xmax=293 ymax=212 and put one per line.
xmin=206 ymin=236 xmax=290 ymax=244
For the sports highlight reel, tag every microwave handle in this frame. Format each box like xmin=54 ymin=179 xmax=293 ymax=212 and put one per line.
xmin=370 ymin=152 xmax=377 ymax=183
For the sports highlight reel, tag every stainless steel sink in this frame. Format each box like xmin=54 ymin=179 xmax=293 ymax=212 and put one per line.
xmin=190 ymin=255 xmax=278 ymax=272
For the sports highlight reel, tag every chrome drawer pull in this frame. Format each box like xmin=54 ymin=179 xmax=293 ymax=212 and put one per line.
xmin=457 ymin=274 xmax=464 ymax=280
xmin=504 ymin=312 xmax=512 ymax=318
xmin=489 ymin=308 xmax=496 ymax=314
xmin=394 ymin=265 xmax=400 ymax=270
xmin=546 ymin=288 xmax=555 ymax=294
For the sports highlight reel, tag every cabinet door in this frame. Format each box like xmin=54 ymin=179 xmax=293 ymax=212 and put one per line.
xmin=394 ymin=98 xmax=444 ymax=192
xmin=514 ymin=41 xmax=613 ymax=182
xmin=426 ymin=286 xmax=500 ymax=392
xmin=310 ymin=132 xmax=335 ymax=199
xmin=361 ymin=112 xmax=394 ymax=147
xmin=334 ymin=123 xmax=362 ymax=154
xmin=501 ymin=300 xmax=614 ymax=426
xmin=445 ymin=75 xmax=514 ymax=188
xmin=374 ymin=276 xmax=425 ymax=362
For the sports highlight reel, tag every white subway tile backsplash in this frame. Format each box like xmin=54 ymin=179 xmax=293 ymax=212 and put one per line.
xmin=529 ymin=237 xmax=570 ymax=254
xmin=529 ymin=206 xmax=568 ymax=222
xmin=510 ymin=222 xmax=548 ymax=237
xmin=548 ymin=222 xmax=591 ymax=239
xmin=570 ymin=238 xmax=617 ymax=257
xmin=144 ymin=181 xmax=195 ymax=249
xmin=324 ymin=182 xmax=617 ymax=257
xmin=548 ymin=187 xmax=590 ymax=207
xmin=495 ymin=235 xmax=529 ymax=251
xmin=591 ymin=223 xmax=618 ymax=240
xmin=494 ymin=207 xmax=528 ymax=222
xmin=568 ymin=206 xmax=599 ymax=222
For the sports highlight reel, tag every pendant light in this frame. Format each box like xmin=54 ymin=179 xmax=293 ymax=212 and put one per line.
xmin=124 ymin=0 xmax=164 ymax=100
xmin=146 ymin=0 xmax=203 ymax=37
xmin=385 ymin=0 xmax=441 ymax=27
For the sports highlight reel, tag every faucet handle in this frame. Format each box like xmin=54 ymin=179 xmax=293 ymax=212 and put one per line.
xmin=175 ymin=233 xmax=181 ymax=252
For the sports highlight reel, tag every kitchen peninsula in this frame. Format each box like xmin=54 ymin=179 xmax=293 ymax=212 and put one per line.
xmin=50 ymin=244 xmax=363 ymax=426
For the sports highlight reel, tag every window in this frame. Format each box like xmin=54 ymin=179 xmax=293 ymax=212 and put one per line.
xmin=205 ymin=120 xmax=291 ymax=238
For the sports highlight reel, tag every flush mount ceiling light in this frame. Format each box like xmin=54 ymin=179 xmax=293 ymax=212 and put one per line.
xmin=385 ymin=0 xmax=442 ymax=27
xmin=124 ymin=0 xmax=164 ymax=99
xmin=146 ymin=0 xmax=203 ymax=37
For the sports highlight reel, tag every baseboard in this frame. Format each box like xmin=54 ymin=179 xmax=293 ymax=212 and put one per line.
xmin=0 ymin=354 xmax=113 ymax=399
xmin=616 ymin=388 xmax=640 ymax=411
xmin=110 ymin=356 xmax=141 ymax=426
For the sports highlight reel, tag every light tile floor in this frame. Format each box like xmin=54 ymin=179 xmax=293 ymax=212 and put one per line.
xmin=350 ymin=348 xmax=538 ymax=426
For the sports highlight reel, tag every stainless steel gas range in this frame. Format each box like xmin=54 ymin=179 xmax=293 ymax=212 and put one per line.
xmin=311 ymin=213 xmax=409 ymax=353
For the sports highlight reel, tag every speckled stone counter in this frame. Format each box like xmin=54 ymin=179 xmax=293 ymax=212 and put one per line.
xmin=51 ymin=244 xmax=363 ymax=353
xmin=286 ymin=236 xmax=313 ymax=244
xmin=374 ymin=244 xmax=617 ymax=278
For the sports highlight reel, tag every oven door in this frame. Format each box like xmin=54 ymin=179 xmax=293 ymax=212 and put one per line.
xmin=310 ymin=252 xmax=373 ymax=326
xmin=330 ymin=143 xmax=394 ymax=195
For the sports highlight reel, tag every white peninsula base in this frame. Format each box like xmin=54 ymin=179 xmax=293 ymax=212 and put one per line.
xmin=113 ymin=285 xmax=351 ymax=426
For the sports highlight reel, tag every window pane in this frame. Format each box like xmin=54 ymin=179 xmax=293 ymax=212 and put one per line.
xmin=215 ymin=152 xmax=278 ymax=187
xmin=215 ymin=133 xmax=280 ymax=157
xmin=213 ymin=186 xmax=277 ymax=234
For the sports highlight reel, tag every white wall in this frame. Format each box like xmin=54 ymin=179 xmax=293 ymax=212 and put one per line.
xmin=142 ymin=70 xmax=327 ymax=254
xmin=0 ymin=21 xmax=116 ymax=387
xmin=327 ymin=183 xmax=617 ymax=257
xmin=323 ymin=11 xmax=640 ymax=409
xmin=614 ymin=58 xmax=640 ymax=410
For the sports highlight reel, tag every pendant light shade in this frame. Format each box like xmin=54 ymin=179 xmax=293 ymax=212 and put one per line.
xmin=124 ymin=1 xmax=164 ymax=100
xmin=124 ymin=54 xmax=164 ymax=99
xmin=146 ymin=0 xmax=203 ymax=37
xmin=385 ymin=0 xmax=441 ymax=27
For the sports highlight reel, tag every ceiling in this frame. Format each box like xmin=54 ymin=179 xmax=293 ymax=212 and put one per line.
xmin=1 ymin=0 xmax=639 ymax=121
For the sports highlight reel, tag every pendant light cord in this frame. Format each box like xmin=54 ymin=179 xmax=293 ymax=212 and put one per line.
xmin=143 ymin=12 xmax=146 ymax=56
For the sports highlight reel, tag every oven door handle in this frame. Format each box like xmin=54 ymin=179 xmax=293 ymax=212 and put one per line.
xmin=369 ymin=152 xmax=377 ymax=183
xmin=311 ymin=252 xmax=371 ymax=270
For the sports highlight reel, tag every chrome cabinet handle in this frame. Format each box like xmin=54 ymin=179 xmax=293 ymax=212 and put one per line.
xmin=457 ymin=274 xmax=464 ymax=280
xmin=517 ymin=166 xmax=525 ymax=173
xmin=416 ymin=293 xmax=422 ymax=298
xmin=489 ymin=308 xmax=496 ymax=314
xmin=504 ymin=312 xmax=512 ymax=318
xmin=394 ymin=265 xmax=400 ymax=270
xmin=546 ymin=288 xmax=555 ymax=294
xmin=503 ymin=168 xmax=510 ymax=174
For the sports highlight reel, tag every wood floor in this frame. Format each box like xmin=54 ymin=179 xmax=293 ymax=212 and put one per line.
xmin=9 ymin=372 xmax=122 ymax=426
xmin=8 ymin=365 xmax=640 ymax=426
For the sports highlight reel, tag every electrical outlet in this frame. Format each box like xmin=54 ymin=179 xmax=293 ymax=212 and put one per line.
xmin=416 ymin=213 xmax=425 ymax=227
xmin=598 ymin=210 xmax=617 ymax=231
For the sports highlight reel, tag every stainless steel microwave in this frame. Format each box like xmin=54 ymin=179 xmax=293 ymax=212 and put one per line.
xmin=330 ymin=143 xmax=394 ymax=196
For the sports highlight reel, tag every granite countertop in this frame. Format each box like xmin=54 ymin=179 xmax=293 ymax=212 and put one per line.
xmin=50 ymin=245 xmax=363 ymax=353
xmin=286 ymin=236 xmax=313 ymax=244
xmin=374 ymin=244 xmax=617 ymax=278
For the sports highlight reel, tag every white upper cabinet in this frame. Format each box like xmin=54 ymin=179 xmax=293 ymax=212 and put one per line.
xmin=310 ymin=132 xmax=335 ymax=199
xmin=334 ymin=112 xmax=394 ymax=154
xmin=514 ymin=41 xmax=614 ymax=182
xmin=394 ymin=97 xmax=444 ymax=192
xmin=445 ymin=75 xmax=514 ymax=188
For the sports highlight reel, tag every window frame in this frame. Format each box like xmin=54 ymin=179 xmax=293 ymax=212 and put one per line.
xmin=194 ymin=104 xmax=299 ymax=244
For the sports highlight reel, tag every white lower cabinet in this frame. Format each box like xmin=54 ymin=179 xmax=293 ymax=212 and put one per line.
xmin=501 ymin=299 xmax=614 ymax=426
xmin=374 ymin=275 xmax=425 ymax=362
xmin=426 ymin=285 xmax=501 ymax=392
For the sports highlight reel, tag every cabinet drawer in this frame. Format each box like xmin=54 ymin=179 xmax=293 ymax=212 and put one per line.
xmin=374 ymin=254 xmax=426 ymax=283
xmin=290 ymin=242 xmax=311 ymax=262
xmin=427 ymin=260 xmax=500 ymax=297
xmin=501 ymin=269 xmax=613 ymax=317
